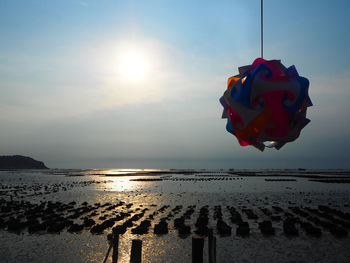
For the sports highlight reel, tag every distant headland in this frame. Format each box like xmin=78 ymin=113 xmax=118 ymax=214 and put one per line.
xmin=0 ymin=155 xmax=48 ymax=169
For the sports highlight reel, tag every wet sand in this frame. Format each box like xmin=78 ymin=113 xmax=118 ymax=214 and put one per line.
xmin=1 ymin=169 xmax=350 ymax=262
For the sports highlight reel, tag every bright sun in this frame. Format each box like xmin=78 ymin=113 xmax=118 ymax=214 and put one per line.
xmin=118 ymin=49 xmax=150 ymax=81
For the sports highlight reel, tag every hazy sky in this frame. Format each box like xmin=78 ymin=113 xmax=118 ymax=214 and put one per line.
xmin=1 ymin=0 xmax=350 ymax=169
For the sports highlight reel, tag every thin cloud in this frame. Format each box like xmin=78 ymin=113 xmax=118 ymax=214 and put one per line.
xmin=79 ymin=1 xmax=88 ymax=7
xmin=311 ymin=73 xmax=350 ymax=95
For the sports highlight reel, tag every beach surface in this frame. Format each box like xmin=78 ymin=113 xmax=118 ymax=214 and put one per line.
xmin=1 ymin=169 xmax=350 ymax=263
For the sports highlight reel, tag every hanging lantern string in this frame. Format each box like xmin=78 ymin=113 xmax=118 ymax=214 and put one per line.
xmin=261 ymin=0 xmax=263 ymax=58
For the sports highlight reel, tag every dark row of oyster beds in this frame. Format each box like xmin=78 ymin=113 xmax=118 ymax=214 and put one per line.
xmin=130 ymin=176 xmax=350 ymax=183
xmin=0 ymin=180 xmax=110 ymax=198
xmin=1 ymin=198 xmax=349 ymax=239
xmin=110 ymin=169 xmax=350 ymax=183
xmin=0 ymin=175 xmax=349 ymax=203
xmin=98 ymin=169 xmax=350 ymax=177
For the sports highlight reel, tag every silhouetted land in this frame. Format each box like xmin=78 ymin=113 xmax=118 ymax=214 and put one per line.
xmin=0 ymin=155 xmax=48 ymax=169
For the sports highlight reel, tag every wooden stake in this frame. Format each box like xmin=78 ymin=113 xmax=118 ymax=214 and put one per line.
xmin=112 ymin=234 xmax=119 ymax=263
xmin=130 ymin=239 xmax=142 ymax=263
xmin=192 ymin=235 xmax=204 ymax=263
xmin=208 ymin=229 xmax=216 ymax=263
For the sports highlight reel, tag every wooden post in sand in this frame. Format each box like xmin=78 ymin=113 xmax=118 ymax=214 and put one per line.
xmin=192 ymin=235 xmax=204 ymax=263
xmin=130 ymin=239 xmax=142 ymax=263
xmin=112 ymin=233 xmax=119 ymax=263
xmin=208 ymin=229 xmax=216 ymax=263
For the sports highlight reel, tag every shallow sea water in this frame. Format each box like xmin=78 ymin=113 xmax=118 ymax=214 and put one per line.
xmin=0 ymin=169 xmax=350 ymax=262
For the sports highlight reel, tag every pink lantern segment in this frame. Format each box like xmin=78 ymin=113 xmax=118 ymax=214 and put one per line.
xmin=220 ymin=58 xmax=312 ymax=151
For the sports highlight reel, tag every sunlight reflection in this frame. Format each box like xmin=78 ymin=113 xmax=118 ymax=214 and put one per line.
xmin=87 ymin=169 xmax=163 ymax=176
xmin=105 ymin=176 xmax=141 ymax=192
xmin=88 ymin=169 xmax=164 ymax=192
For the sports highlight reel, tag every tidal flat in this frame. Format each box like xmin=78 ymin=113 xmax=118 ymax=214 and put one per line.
xmin=0 ymin=169 xmax=350 ymax=263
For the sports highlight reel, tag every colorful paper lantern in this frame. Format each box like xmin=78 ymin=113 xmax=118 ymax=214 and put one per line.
xmin=220 ymin=58 xmax=312 ymax=151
